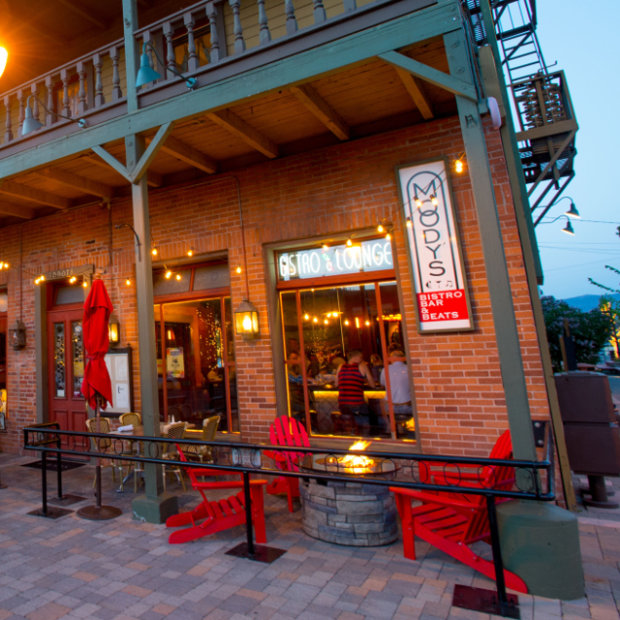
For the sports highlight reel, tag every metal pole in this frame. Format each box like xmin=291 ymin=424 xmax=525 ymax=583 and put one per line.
xmin=41 ymin=450 xmax=48 ymax=516
xmin=56 ymin=432 xmax=63 ymax=500
xmin=242 ymin=472 xmax=256 ymax=558
xmin=486 ymin=494 xmax=510 ymax=612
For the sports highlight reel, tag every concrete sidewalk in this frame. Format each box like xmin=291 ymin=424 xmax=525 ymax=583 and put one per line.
xmin=0 ymin=453 xmax=619 ymax=619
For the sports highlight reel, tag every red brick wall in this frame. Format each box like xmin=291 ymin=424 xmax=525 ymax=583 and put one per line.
xmin=0 ymin=117 xmax=550 ymax=457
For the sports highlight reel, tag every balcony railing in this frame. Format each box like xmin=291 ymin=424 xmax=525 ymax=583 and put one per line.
xmin=0 ymin=0 xmax=396 ymax=150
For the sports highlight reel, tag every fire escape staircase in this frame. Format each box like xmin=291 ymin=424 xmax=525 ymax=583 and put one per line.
xmin=464 ymin=0 xmax=578 ymax=225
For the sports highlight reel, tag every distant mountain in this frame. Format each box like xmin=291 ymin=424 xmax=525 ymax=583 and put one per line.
xmin=560 ymin=293 xmax=620 ymax=312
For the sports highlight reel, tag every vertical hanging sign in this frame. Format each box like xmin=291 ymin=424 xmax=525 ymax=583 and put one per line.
xmin=397 ymin=160 xmax=473 ymax=332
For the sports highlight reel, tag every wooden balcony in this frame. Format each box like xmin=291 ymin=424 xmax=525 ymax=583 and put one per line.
xmin=0 ymin=0 xmax=472 ymax=226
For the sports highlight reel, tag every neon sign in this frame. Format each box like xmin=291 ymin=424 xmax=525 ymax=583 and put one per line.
xmin=277 ymin=238 xmax=393 ymax=281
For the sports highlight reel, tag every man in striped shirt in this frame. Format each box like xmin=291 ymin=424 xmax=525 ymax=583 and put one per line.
xmin=336 ymin=350 xmax=376 ymax=433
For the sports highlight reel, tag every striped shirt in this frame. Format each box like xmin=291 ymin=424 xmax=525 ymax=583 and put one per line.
xmin=338 ymin=363 xmax=366 ymax=407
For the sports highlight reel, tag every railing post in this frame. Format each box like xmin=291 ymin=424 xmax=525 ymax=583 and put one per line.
xmin=55 ymin=429 xmax=63 ymax=500
xmin=41 ymin=449 xmax=49 ymax=517
xmin=242 ymin=471 xmax=256 ymax=558
xmin=485 ymin=494 xmax=512 ymax=614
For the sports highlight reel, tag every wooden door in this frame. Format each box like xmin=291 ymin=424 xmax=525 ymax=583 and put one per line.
xmin=47 ymin=307 xmax=89 ymax=453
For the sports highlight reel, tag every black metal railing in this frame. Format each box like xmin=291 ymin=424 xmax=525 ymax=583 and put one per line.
xmin=23 ymin=424 xmax=554 ymax=617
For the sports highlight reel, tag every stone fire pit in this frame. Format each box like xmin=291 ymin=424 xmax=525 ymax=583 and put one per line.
xmin=300 ymin=451 xmax=398 ymax=546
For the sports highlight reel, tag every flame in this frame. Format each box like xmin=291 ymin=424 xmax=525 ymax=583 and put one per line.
xmin=339 ymin=440 xmax=374 ymax=473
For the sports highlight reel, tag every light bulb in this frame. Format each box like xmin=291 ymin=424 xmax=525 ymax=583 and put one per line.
xmin=151 ymin=247 xmax=158 ymax=256
xmin=346 ymin=238 xmax=353 ymax=247
xmin=430 ymin=194 xmax=438 ymax=206
xmin=175 ymin=273 xmax=182 ymax=281
xmin=165 ymin=270 xmax=172 ymax=279
xmin=377 ymin=224 xmax=384 ymax=234
xmin=406 ymin=217 xmax=412 ymax=228
xmin=187 ymin=248 xmax=194 ymax=257
xmin=125 ymin=278 xmax=132 ymax=286
xmin=236 ymin=266 xmax=242 ymax=274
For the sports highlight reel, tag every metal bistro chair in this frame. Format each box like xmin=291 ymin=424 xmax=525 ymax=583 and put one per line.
xmin=162 ymin=422 xmax=187 ymax=492
xmin=183 ymin=415 xmax=220 ymax=463
xmin=85 ymin=417 xmax=129 ymax=490
xmin=119 ymin=412 xmax=143 ymax=492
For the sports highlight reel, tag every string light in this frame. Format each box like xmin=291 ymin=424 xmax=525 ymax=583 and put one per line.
xmin=235 ymin=266 xmax=242 ymax=274
xmin=34 ymin=275 xmax=45 ymax=285
xmin=406 ymin=217 xmax=412 ymax=228
xmin=346 ymin=238 xmax=353 ymax=247
xmin=69 ymin=276 xmax=77 ymax=284
xmin=151 ymin=246 xmax=158 ymax=257
xmin=125 ymin=278 xmax=132 ymax=286
xmin=0 ymin=261 xmax=9 ymax=270
xmin=430 ymin=194 xmax=438 ymax=206
xmin=414 ymin=194 xmax=423 ymax=208
xmin=175 ymin=273 xmax=182 ymax=281
xmin=377 ymin=224 xmax=384 ymax=234
xmin=186 ymin=248 xmax=194 ymax=257
xmin=165 ymin=269 xmax=172 ymax=279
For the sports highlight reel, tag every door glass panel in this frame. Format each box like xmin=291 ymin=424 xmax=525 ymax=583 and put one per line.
xmin=156 ymin=297 xmax=238 ymax=432
xmin=71 ymin=321 xmax=84 ymax=398
xmin=54 ymin=322 xmax=66 ymax=398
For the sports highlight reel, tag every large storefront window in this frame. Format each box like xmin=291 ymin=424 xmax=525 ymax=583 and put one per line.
xmin=278 ymin=238 xmax=415 ymax=441
xmin=154 ymin=262 xmax=238 ymax=433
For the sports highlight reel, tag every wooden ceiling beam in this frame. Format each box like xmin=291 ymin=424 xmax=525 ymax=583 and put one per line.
xmin=394 ymin=67 xmax=434 ymax=120
xmin=159 ymin=136 xmax=218 ymax=174
xmin=0 ymin=181 xmax=69 ymax=210
xmin=207 ymin=110 xmax=278 ymax=159
xmin=0 ymin=202 xmax=36 ymax=220
xmin=57 ymin=0 xmax=108 ymax=29
xmin=290 ymin=84 xmax=350 ymax=140
xmin=35 ymin=167 xmax=114 ymax=199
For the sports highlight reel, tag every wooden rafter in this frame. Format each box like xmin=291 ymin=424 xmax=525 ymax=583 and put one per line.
xmin=0 ymin=202 xmax=36 ymax=219
xmin=0 ymin=181 xmax=69 ymax=209
xmin=35 ymin=167 xmax=113 ymax=199
xmin=290 ymin=84 xmax=350 ymax=140
xmin=207 ymin=110 xmax=278 ymax=159
xmin=58 ymin=0 xmax=108 ymax=29
xmin=159 ymin=136 xmax=218 ymax=174
xmin=394 ymin=67 xmax=434 ymax=120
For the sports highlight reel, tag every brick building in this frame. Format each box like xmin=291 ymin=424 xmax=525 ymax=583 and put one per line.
xmin=0 ymin=0 xmax=578 ymax=512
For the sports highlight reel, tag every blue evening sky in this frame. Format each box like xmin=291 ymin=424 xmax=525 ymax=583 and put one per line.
xmin=531 ymin=0 xmax=620 ymax=300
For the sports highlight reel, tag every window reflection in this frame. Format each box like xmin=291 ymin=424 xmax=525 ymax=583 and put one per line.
xmin=281 ymin=280 xmax=415 ymax=441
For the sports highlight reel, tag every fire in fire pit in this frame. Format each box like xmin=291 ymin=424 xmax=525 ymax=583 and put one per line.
xmin=312 ymin=440 xmax=397 ymax=476
xmin=300 ymin=441 xmax=398 ymax=546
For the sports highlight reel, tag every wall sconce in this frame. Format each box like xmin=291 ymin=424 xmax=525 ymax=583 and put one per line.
xmin=22 ymin=95 xmax=86 ymax=136
xmin=234 ymin=299 xmax=259 ymax=339
xmin=135 ymin=42 xmax=197 ymax=90
xmin=9 ymin=320 xmax=26 ymax=350
xmin=108 ymin=315 xmax=120 ymax=346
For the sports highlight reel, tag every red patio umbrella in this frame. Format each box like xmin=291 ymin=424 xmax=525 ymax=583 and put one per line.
xmin=77 ymin=278 xmax=121 ymax=520
xmin=81 ymin=278 xmax=113 ymax=410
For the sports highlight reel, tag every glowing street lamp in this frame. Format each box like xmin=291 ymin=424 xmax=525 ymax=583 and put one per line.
xmin=0 ymin=47 xmax=7 ymax=78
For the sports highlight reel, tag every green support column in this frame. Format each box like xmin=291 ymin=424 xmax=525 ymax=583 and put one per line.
xmin=443 ymin=29 xmax=536 ymax=461
xmin=443 ymin=26 xmax=584 ymax=600
xmin=126 ymin=133 xmax=178 ymax=523
xmin=477 ymin=0 xmax=577 ymax=511
xmin=122 ymin=0 xmax=177 ymax=522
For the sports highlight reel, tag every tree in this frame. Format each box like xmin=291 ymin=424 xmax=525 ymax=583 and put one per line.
xmin=541 ymin=296 xmax=613 ymax=371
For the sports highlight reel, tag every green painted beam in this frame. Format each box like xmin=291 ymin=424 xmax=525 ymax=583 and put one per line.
xmin=444 ymin=29 xmax=536 ymax=461
xmin=378 ymin=50 xmax=477 ymax=100
xmin=130 ymin=121 xmax=174 ymax=183
xmin=0 ymin=2 xmax=461 ymax=179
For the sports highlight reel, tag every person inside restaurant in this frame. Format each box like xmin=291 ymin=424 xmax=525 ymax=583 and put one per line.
xmin=336 ymin=350 xmax=376 ymax=434
xmin=380 ymin=349 xmax=414 ymax=437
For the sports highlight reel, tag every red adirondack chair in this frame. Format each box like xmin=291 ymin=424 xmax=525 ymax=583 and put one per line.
xmin=390 ymin=431 xmax=528 ymax=593
xmin=264 ymin=415 xmax=310 ymax=512
xmin=166 ymin=446 xmax=268 ymax=545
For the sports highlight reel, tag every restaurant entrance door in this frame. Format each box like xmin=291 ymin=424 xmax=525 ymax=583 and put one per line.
xmin=47 ymin=301 xmax=89 ymax=453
